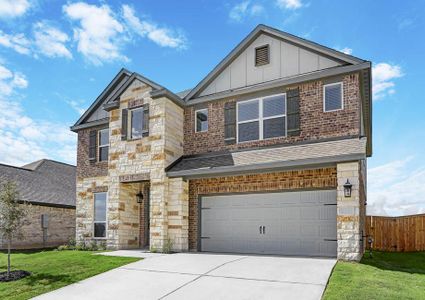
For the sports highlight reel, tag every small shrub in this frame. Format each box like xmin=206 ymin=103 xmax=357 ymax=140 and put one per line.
xmin=98 ymin=241 xmax=107 ymax=251
xmin=75 ymin=241 xmax=88 ymax=251
xmin=57 ymin=245 xmax=69 ymax=251
xmin=163 ymin=238 xmax=173 ymax=254
xmin=88 ymin=240 xmax=98 ymax=251
xmin=150 ymin=245 xmax=157 ymax=253
xmin=67 ymin=237 xmax=76 ymax=247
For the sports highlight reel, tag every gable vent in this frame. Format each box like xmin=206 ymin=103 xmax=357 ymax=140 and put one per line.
xmin=255 ymin=45 xmax=270 ymax=66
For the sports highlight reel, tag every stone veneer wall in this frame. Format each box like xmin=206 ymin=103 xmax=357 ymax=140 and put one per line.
xmin=75 ymin=176 xmax=109 ymax=244
xmin=188 ymin=168 xmax=337 ymax=251
xmin=184 ymin=73 xmax=361 ymax=155
xmin=105 ymin=79 xmax=186 ymax=251
xmin=0 ymin=204 xmax=75 ymax=249
xmin=336 ymin=161 xmax=365 ymax=261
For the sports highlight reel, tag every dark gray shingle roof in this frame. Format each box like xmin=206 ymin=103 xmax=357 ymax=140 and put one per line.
xmin=0 ymin=159 xmax=76 ymax=207
xmin=167 ymin=138 xmax=367 ymax=178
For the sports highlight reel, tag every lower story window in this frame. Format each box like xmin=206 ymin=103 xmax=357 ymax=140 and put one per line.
xmin=94 ymin=192 xmax=107 ymax=238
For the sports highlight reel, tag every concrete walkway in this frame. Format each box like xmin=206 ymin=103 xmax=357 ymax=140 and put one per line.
xmin=33 ymin=251 xmax=336 ymax=300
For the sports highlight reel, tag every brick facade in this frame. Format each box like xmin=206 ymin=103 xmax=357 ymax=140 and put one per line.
xmin=77 ymin=125 xmax=108 ymax=179
xmin=184 ymin=73 xmax=360 ymax=155
xmin=188 ymin=167 xmax=337 ymax=251
xmin=74 ymin=69 xmax=366 ymax=260
xmin=0 ymin=204 xmax=75 ymax=249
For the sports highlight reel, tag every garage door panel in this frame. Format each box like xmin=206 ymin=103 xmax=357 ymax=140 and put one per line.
xmin=300 ymin=206 xmax=319 ymax=220
xmin=300 ymin=223 xmax=320 ymax=236
xmin=200 ymin=190 xmax=337 ymax=257
xmin=319 ymin=223 xmax=337 ymax=238
xmin=320 ymin=205 xmax=336 ymax=220
xmin=283 ymin=207 xmax=301 ymax=220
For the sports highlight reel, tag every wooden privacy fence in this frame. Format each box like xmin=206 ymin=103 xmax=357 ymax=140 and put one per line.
xmin=365 ymin=214 xmax=425 ymax=252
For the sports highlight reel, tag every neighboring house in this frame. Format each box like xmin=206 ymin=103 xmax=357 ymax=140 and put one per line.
xmin=0 ymin=159 xmax=76 ymax=249
xmin=71 ymin=25 xmax=371 ymax=261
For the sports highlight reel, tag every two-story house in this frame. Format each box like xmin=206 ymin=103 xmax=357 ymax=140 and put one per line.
xmin=71 ymin=25 xmax=371 ymax=261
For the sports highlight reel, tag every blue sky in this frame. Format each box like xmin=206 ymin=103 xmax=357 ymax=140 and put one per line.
xmin=0 ymin=0 xmax=424 ymax=216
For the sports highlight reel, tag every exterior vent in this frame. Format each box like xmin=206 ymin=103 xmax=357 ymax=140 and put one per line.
xmin=255 ymin=45 xmax=270 ymax=66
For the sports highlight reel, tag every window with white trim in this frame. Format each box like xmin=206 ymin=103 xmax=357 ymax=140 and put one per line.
xmin=237 ymin=94 xmax=286 ymax=143
xmin=98 ymin=129 xmax=109 ymax=162
xmin=195 ymin=109 xmax=208 ymax=132
xmin=94 ymin=192 xmax=107 ymax=238
xmin=323 ymin=82 xmax=343 ymax=112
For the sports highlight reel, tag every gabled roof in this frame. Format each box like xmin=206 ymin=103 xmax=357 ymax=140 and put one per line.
xmin=71 ymin=68 xmax=131 ymax=131
xmin=103 ymin=73 xmax=184 ymax=111
xmin=71 ymin=69 xmax=184 ymax=131
xmin=184 ymin=24 xmax=366 ymax=101
xmin=0 ymin=159 xmax=76 ymax=207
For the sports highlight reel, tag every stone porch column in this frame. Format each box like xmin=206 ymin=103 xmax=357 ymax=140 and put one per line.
xmin=167 ymin=178 xmax=189 ymax=251
xmin=337 ymin=161 xmax=363 ymax=261
xmin=149 ymin=168 xmax=169 ymax=251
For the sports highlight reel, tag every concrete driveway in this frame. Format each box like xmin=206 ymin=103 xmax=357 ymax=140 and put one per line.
xmin=33 ymin=251 xmax=336 ymax=300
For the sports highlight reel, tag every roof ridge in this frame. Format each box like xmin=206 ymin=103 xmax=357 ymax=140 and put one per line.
xmin=40 ymin=159 xmax=76 ymax=168
xmin=0 ymin=163 xmax=34 ymax=172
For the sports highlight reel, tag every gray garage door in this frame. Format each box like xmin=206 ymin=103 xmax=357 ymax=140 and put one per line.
xmin=200 ymin=190 xmax=337 ymax=257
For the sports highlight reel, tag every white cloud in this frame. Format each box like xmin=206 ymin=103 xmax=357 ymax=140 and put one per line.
xmin=0 ymin=64 xmax=76 ymax=165
xmin=276 ymin=0 xmax=303 ymax=9
xmin=0 ymin=64 xmax=27 ymax=96
xmin=337 ymin=47 xmax=353 ymax=55
xmin=63 ymin=2 xmax=128 ymax=65
xmin=33 ymin=22 xmax=72 ymax=59
xmin=0 ymin=23 xmax=72 ymax=59
xmin=0 ymin=31 xmax=31 ymax=55
xmin=368 ymin=157 xmax=425 ymax=216
xmin=372 ymin=62 xmax=404 ymax=100
xmin=122 ymin=4 xmax=187 ymax=49
xmin=0 ymin=0 xmax=30 ymax=19
xmin=229 ymin=1 xmax=265 ymax=22
xmin=66 ymin=99 xmax=86 ymax=115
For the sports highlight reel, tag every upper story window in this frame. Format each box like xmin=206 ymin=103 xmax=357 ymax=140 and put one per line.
xmin=94 ymin=192 xmax=107 ymax=238
xmin=255 ymin=44 xmax=270 ymax=66
xmin=98 ymin=129 xmax=109 ymax=162
xmin=130 ymin=107 xmax=144 ymax=139
xmin=195 ymin=109 xmax=208 ymax=132
xmin=237 ymin=93 xmax=286 ymax=143
xmin=323 ymin=82 xmax=343 ymax=112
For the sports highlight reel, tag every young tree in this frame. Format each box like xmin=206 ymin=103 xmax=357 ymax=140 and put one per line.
xmin=0 ymin=181 xmax=29 ymax=278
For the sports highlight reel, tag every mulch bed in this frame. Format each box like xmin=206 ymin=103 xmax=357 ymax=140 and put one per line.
xmin=0 ymin=270 xmax=31 ymax=282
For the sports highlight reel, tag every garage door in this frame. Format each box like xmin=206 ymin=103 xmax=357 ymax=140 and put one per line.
xmin=200 ymin=190 xmax=337 ymax=257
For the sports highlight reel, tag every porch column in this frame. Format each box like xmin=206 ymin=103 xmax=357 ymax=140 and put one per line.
xmin=167 ymin=177 xmax=189 ymax=251
xmin=336 ymin=161 xmax=363 ymax=261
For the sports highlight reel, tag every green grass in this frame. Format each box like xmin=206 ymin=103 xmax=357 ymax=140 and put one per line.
xmin=0 ymin=250 xmax=140 ymax=300
xmin=324 ymin=251 xmax=425 ymax=300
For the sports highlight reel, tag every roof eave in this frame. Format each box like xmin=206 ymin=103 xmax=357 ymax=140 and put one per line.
xmin=167 ymin=153 xmax=366 ymax=179
xmin=70 ymin=118 xmax=109 ymax=132
xmin=151 ymin=89 xmax=186 ymax=107
xmin=71 ymin=68 xmax=131 ymax=129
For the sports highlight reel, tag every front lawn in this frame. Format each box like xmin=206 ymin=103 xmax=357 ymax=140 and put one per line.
xmin=0 ymin=250 xmax=140 ymax=300
xmin=324 ymin=251 xmax=425 ymax=300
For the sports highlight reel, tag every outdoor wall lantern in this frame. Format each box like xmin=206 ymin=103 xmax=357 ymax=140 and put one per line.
xmin=343 ymin=179 xmax=352 ymax=197
xmin=136 ymin=191 xmax=144 ymax=203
